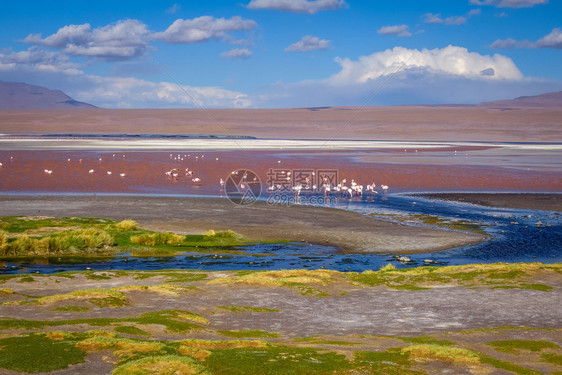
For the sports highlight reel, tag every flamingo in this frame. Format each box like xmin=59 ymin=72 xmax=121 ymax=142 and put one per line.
xmin=44 ymin=169 xmax=53 ymax=174
xmin=119 ymin=173 xmax=126 ymax=177
xmin=107 ymin=171 xmax=112 ymax=175
xmin=219 ymin=178 xmax=224 ymax=187
xmin=88 ymin=169 xmax=95 ymax=174
xmin=192 ymin=177 xmax=201 ymax=183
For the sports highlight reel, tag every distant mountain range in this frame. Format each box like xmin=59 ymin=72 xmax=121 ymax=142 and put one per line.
xmin=478 ymin=91 xmax=562 ymax=108
xmin=1 ymin=80 xmax=561 ymax=110
xmin=0 ymin=81 xmax=96 ymax=109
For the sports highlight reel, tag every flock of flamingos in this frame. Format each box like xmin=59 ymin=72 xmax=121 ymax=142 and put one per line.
xmin=1 ymin=152 xmax=389 ymax=197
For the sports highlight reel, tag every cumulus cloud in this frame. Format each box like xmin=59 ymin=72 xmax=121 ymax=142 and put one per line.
xmin=328 ymin=45 xmax=522 ymax=85
xmin=491 ymin=28 xmax=562 ymax=49
xmin=377 ymin=25 xmax=412 ymax=37
xmin=470 ymin=0 xmax=548 ymax=8
xmin=423 ymin=10 xmax=477 ymax=26
xmin=0 ymin=46 xmax=81 ymax=75
xmin=246 ymin=0 xmax=347 ymax=14
xmin=537 ymin=28 xmax=562 ymax=48
xmin=153 ymin=16 xmax=257 ymax=44
xmin=221 ymin=48 xmax=253 ymax=59
xmin=22 ymin=20 xmax=150 ymax=61
xmin=253 ymin=46 xmax=562 ymax=107
xmin=285 ymin=35 xmax=330 ymax=52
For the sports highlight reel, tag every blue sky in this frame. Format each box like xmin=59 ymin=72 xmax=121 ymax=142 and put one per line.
xmin=1 ymin=0 xmax=561 ymax=108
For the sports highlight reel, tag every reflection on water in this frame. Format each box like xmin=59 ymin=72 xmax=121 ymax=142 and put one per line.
xmin=1 ymin=195 xmax=561 ymax=274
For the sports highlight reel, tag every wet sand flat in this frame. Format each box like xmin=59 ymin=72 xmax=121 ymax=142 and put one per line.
xmin=0 ymin=195 xmax=484 ymax=254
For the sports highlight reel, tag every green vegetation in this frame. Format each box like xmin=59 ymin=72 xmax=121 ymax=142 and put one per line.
xmin=400 ymin=335 xmax=455 ymax=346
xmin=113 ymin=219 xmax=138 ymax=231
xmin=130 ymin=232 xmax=185 ymax=246
xmin=479 ymin=354 xmax=542 ymax=375
xmin=0 ymin=216 xmax=249 ymax=257
xmin=0 ymin=309 xmax=205 ymax=333
xmin=0 ymin=326 xmax=555 ymax=374
xmin=52 ymin=305 xmax=91 ymax=313
xmin=487 ymin=339 xmax=559 ymax=353
xmin=217 ymin=329 xmax=280 ymax=338
xmin=347 ymin=262 xmax=559 ymax=291
xmin=37 ymin=288 xmax=128 ymax=308
xmin=0 ymin=333 xmax=86 ymax=373
xmin=541 ymin=353 xmax=562 ymax=366
xmin=114 ymin=325 xmax=151 ymax=336
xmin=113 ymin=355 xmax=209 ymax=375
xmin=0 ymin=228 xmax=113 ymax=256
xmin=204 ymin=345 xmax=350 ymax=375
xmin=401 ymin=344 xmax=480 ymax=365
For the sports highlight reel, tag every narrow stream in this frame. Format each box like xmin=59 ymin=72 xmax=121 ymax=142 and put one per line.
xmin=1 ymin=194 xmax=560 ymax=274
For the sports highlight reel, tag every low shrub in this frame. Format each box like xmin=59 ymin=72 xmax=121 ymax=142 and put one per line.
xmin=130 ymin=232 xmax=185 ymax=246
xmin=204 ymin=229 xmax=241 ymax=242
xmin=114 ymin=220 xmax=138 ymax=231
xmin=2 ymin=229 xmax=113 ymax=255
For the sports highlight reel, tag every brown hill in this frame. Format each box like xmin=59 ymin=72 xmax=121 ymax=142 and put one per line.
xmin=478 ymin=91 xmax=562 ymax=108
xmin=0 ymin=81 xmax=96 ymax=109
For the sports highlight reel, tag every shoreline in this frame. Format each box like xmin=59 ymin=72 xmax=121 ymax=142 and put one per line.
xmin=417 ymin=192 xmax=562 ymax=212
xmin=0 ymin=194 xmax=485 ymax=255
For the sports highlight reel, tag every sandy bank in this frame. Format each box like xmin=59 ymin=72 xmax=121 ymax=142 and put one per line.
xmin=0 ymin=195 xmax=484 ymax=254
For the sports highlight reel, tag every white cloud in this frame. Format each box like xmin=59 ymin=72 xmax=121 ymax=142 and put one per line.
xmin=0 ymin=46 xmax=81 ymax=75
xmin=166 ymin=3 xmax=180 ymax=14
xmin=491 ymin=28 xmax=562 ymax=49
xmin=77 ymin=76 xmax=251 ymax=108
xmin=422 ymin=13 xmax=444 ymax=24
xmin=537 ymin=28 xmax=562 ymax=49
xmin=422 ymin=12 xmax=470 ymax=26
xmin=285 ymin=35 xmax=330 ymax=52
xmin=246 ymin=0 xmax=346 ymax=14
xmin=467 ymin=8 xmax=482 ymax=16
xmin=153 ymin=16 xmax=257 ymax=44
xmin=23 ymin=20 xmax=150 ymax=61
xmin=470 ymin=0 xmax=548 ymax=8
xmin=328 ymin=46 xmax=522 ymax=86
xmin=0 ymin=47 xmax=251 ymax=108
xmin=221 ymin=48 xmax=253 ymax=59
xmin=253 ymin=46 xmax=562 ymax=107
xmin=377 ymin=25 xmax=412 ymax=37
xmin=444 ymin=16 xmax=467 ymax=25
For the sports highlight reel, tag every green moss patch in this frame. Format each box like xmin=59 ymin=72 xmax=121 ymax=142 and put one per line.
xmin=204 ymin=345 xmax=350 ymax=375
xmin=487 ymin=339 xmax=560 ymax=353
xmin=217 ymin=329 xmax=280 ymax=338
xmin=0 ymin=333 xmax=86 ymax=373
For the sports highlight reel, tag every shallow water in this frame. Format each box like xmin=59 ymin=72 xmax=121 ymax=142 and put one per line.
xmin=1 ymin=194 xmax=560 ymax=274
